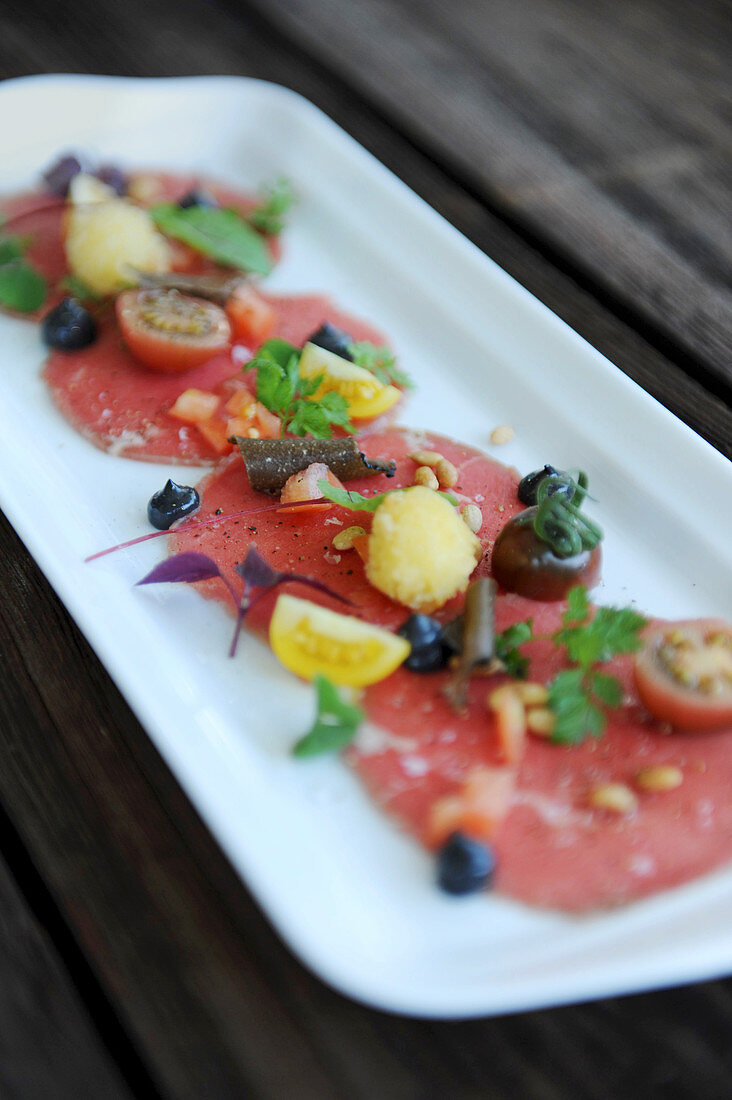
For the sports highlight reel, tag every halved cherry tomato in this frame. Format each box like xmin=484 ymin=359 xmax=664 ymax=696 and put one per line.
xmin=634 ymin=619 xmax=732 ymax=731
xmin=116 ymin=288 xmax=231 ymax=373
xmin=269 ymin=594 xmax=410 ymax=686
xmin=225 ymin=285 xmax=277 ymax=346
xmin=491 ymin=506 xmax=601 ymax=600
xmin=299 ymin=341 xmax=401 ymax=421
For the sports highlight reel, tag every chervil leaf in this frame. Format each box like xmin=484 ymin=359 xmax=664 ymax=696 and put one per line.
xmin=556 ymin=603 xmax=647 ymax=670
xmin=0 ymin=261 xmax=46 ymax=311
xmin=349 ymin=340 xmax=413 ymax=389
xmin=590 ymin=671 xmax=624 ymax=707
xmin=293 ymin=675 xmax=364 ymax=757
xmin=548 ymin=669 xmax=606 ymax=744
xmin=244 ymin=339 xmax=354 ymax=439
xmin=495 ymin=620 xmax=533 ymax=679
xmin=564 ymin=585 xmax=590 ymax=625
xmin=246 ymin=177 xmax=296 ymax=236
xmin=150 ymin=203 xmax=272 ymax=275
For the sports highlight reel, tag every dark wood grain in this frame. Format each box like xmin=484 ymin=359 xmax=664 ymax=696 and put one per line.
xmin=0 ymin=0 xmax=730 ymax=1097
xmin=0 ymin=843 xmax=134 ymax=1100
xmin=245 ymin=0 xmax=732 ymax=394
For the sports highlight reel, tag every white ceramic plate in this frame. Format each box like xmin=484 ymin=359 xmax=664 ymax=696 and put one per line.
xmin=1 ymin=74 xmax=730 ymax=1017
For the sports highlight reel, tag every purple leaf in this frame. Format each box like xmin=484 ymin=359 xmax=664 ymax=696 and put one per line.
xmin=136 ymin=552 xmax=223 ymax=586
xmin=235 ymin=546 xmax=281 ymax=588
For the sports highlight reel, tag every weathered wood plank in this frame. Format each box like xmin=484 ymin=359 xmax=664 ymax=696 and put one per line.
xmin=0 ymin=842 xmax=134 ymax=1100
xmin=245 ymin=0 xmax=732 ymax=391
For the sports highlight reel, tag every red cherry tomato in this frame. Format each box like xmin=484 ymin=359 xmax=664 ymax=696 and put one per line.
xmin=225 ymin=285 xmax=276 ymax=346
xmin=116 ymin=288 xmax=231 ymax=373
xmin=633 ymin=619 xmax=732 ymax=731
xmin=491 ymin=507 xmax=601 ymax=600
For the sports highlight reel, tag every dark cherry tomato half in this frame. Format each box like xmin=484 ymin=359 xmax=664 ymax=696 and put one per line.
xmin=634 ymin=619 xmax=732 ymax=731
xmin=116 ymin=288 xmax=231 ymax=373
xmin=491 ymin=506 xmax=601 ymax=601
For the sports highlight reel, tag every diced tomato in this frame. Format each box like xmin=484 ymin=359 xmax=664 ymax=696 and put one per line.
xmin=224 ymin=389 xmax=257 ymax=420
xmin=277 ymin=462 xmax=345 ymax=515
xmin=116 ymin=289 xmax=231 ymax=373
xmin=196 ymin=417 xmax=232 ymax=455
xmin=225 ymin=285 xmax=277 ymax=346
xmin=253 ymin=402 xmax=282 ymax=439
xmin=168 ymin=388 xmax=220 ymax=423
xmin=428 ymin=766 xmax=516 ymax=845
xmin=634 ymin=619 xmax=732 ymax=731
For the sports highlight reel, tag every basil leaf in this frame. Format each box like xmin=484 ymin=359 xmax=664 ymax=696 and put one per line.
xmin=293 ymin=675 xmax=363 ymax=757
xmin=150 ymin=203 xmax=272 ymax=275
xmin=0 ymin=261 xmax=47 ymax=312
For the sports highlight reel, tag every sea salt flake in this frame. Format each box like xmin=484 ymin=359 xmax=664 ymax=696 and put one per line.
xmin=401 ymin=755 xmax=430 ymax=778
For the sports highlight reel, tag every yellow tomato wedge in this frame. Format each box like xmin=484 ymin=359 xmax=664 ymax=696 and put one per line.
xmin=298 ymin=342 xmax=401 ymax=420
xmin=269 ymin=594 xmax=410 ymax=686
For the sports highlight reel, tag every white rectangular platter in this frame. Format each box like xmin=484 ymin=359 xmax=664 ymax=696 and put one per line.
xmin=1 ymin=74 xmax=730 ymax=1017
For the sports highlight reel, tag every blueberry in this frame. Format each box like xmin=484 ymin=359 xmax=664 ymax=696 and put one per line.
xmin=40 ymin=297 xmax=97 ymax=351
xmin=178 ymin=187 xmax=219 ymax=210
xmin=305 ymin=322 xmax=355 ymax=360
xmin=397 ymin=613 xmax=450 ymax=672
xmin=517 ymin=464 xmax=572 ymax=507
xmin=96 ymin=164 xmax=128 ymax=196
xmin=42 ymin=154 xmax=83 ymax=197
xmin=436 ymin=831 xmax=496 ymax=896
xmin=147 ymin=480 xmax=200 ymax=530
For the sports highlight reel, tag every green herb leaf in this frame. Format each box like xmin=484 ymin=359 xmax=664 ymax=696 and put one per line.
xmin=317 ymin=480 xmax=459 ymax=513
xmin=246 ymin=177 xmax=296 ymax=236
xmin=349 ymin=340 xmax=414 ymax=389
xmin=591 ymin=672 xmax=624 ymax=707
xmin=0 ymin=235 xmax=28 ymax=265
xmin=293 ymin=675 xmax=364 ymax=757
xmin=150 ymin=203 xmax=272 ymax=275
xmin=548 ymin=669 xmax=606 ymax=744
xmin=245 ymin=338 xmax=354 ymax=439
xmin=0 ymin=261 xmax=46 ymax=312
xmin=556 ymin=604 xmax=647 ymax=671
xmin=564 ymin=585 xmax=590 ymax=625
xmin=495 ymin=620 xmax=533 ymax=679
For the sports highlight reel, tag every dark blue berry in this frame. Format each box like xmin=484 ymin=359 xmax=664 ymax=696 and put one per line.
xmin=436 ymin=832 xmax=496 ymax=896
xmin=397 ymin=614 xmax=450 ymax=672
xmin=41 ymin=297 xmax=97 ymax=351
xmin=96 ymin=164 xmax=128 ymax=196
xmin=517 ymin=464 xmax=573 ymax=507
xmin=305 ymin=322 xmax=355 ymax=360
xmin=147 ymin=480 xmax=200 ymax=530
xmin=42 ymin=154 xmax=83 ymax=197
xmin=178 ymin=187 xmax=219 ymax=209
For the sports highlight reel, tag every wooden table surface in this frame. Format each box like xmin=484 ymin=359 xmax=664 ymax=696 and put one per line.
xmin=1 ymin=1 xmax=731 ymax=1096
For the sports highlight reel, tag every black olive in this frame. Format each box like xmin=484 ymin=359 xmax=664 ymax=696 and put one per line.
xmin=96 ymin=165 xmax=128 ymax=196
xmin=517 ymin=464 xmax=573 ymax=506
xmin=397 ymin=614 xmax=450 ymax=672
xmin=40 ymin=297 xmax=97 ymax=351
xmin=305 ymin=322 xmax=355 ymax=360
xmin=436 ymin=831 xmax=496 ymax=895
xmin=147 ymin=480 xmax=200 ymax=530
xmin=178 ymin=187 xmax=219 ymax=210
xmin=42 ymin=154 xmax=83 ymax=197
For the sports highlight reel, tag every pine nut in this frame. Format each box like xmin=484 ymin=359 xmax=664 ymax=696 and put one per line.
xmin=516 ymin=682 xmax=549 ymax=705
xmin=435 ymin=458 xmax=458 ymax=489
xmin=414 ymin=465 xmax=439 ymax=490
xmin=460 ymin=503 xmax=483 ymax=533
xmin=526 ymin=707 xmax=555 ymax=736
xmin=487 ymin=684 xmax=522 ymax=711
xmin=332 ymin=525 xmax=366 ymax=551
xmin=635 ymin=765 xmax=683 ymax=792
xmin=588 ymin=783 xmax=638 ymax=814
xmin=408 ymin=450 xmax=444 ymax=466
xmin=490 ymin=425 xmax=515 ymax=445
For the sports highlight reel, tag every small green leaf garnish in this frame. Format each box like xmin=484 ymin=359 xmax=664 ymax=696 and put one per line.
xmin=349 ymin=340 xmax=414 ymax=389
xmin=317 ymin=480 xmax=459 ymax=512
xmin=244 ymin=338 xmax=353 ymax=439
xmin=58 ymin=274 xmax=102 ymax=302
xmin=532 ymin=472 xmax=603 ymax=558
xmin=150 ymin=203 xmax=272 ymax=275
xmin=546 ymin=586 xmax=647 ymax=744
xmin=0 ymin=261 xmax=47 ymax=312
xmin=0 ymin=235 xmax=28 ymax=265
xmin=495 ymin=620 xmax=533 ymax=679
xmin=246 ymin=177 xmax=296 ymax=236
xmin=293 ymin=675 xmax=364 ymax=757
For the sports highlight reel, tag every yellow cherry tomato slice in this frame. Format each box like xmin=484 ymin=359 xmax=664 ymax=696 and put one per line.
xmin=298 ymin=342 xmax=401 ymax=421
xmin=269 ymin=594 xmax=410 ymax=686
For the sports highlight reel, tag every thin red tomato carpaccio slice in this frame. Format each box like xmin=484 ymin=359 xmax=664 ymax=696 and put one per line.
xmin=43 ymin=293 xmax=394 ymax=463
xmin=168 ymin=426 xmax=732 ymax=911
